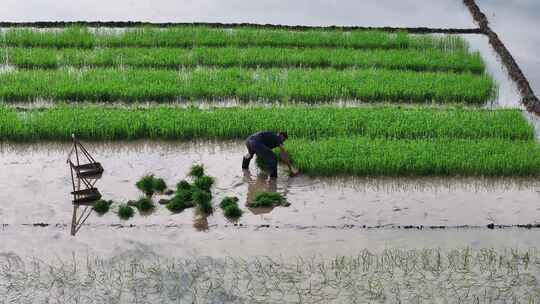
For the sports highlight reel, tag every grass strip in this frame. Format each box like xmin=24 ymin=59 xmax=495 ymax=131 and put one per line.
xmin=0 ymin=68 xmax=496 ymax=104
xmin=1 ymin=26 xmax=468 ymax=50
xmin=287 ymin=137 xmax=540 ymax=176
xmin=0 ymin=47 xmax=485 ymax=73
xmin=0 ymin=106 xmax=532 ymax=141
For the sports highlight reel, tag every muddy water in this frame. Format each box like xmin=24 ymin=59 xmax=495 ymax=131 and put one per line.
xmin=1 ymin=140 xmax=540 ymax=261
xmin=462 ymin=34 xmax=522 ymax=108
xmin=476 ymin=0 xmax=540 ymax=97
xmin=2 ymin=225 xmax=540 ymax=259
xmin=0 ymin=0 xmax=475 ymax=28
xmin=1 ymin=141 xmax=539 ymax=229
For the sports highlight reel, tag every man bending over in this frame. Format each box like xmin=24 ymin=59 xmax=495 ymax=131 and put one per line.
xmin=242 ymin=131 xmax=297 ymax=178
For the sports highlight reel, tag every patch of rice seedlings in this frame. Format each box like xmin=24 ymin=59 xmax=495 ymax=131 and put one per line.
xmin=1 ymin=47 xmax=486 ymax=73
xmin=255 ymin=155 xmax=268 ymax=171
xmin=249 ymin=192 xmax=287 ymax=208
xmin=1 ymin=106 xmax=532 ymax=142
xmin=176 ymin=180 xmax=192 ymax=192
xmin=165 ymin=196 xmax=190 ymax=213
xmin=132 ymin=197 xmax=155 ymax=214
xmin=223 ymin=204 xmax=243 ymax=219
xmin=152 ymin=177 xmax=167 ymax=193
xmin=193 ymin=189 xmax=213 ymax=215
xmin=1 ymin=26 xmax=469 ymax=50
xmin=135 ymin=174 xmax=155 ymax=196
xmin=117 ymin=204 xmax=135 ymax=220
xmin=92 ymin=199 xmax=113 ymax=215
xmin=0 ymin=67 xmax=496 ymax=104
xmin=287 ymin=137 xmax=540 ymax=176
xmin=219 ymin=196 xmax=239 ymax=209
xmin=193 ymin=175 xmax=215 ymax=192
xmin=188 ymin=164 xmax=205 ymax=178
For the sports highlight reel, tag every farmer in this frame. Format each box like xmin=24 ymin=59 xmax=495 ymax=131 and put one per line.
xmin=242 ymin=131 xmax=297 ymax=178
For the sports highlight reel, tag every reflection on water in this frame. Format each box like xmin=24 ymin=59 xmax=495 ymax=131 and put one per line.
xmin=0 ymin=0 xmax=475 ymax=28
xmin=243 ymin=170 xmax=279 ymax=215
xmin=477 ymin=0 xmax=540 ymax=97
xmin=1 ymin=140 xmax=539 ymax=229
xmin=462 ymin=35 xmax=521 ymax=108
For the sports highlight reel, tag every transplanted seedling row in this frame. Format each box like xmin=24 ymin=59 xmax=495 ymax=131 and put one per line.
xmin=0 ymin=47 xmax=486 ymax=73
xmin=0 ymin=106 xmax=532 ymax=141
xmin=0 ymin=67 xmax=496 ymax=104
xmin=286 ymin=137 xmax=540 ymax=176
xmin=0 ymin=26 xmax=469 ymax=50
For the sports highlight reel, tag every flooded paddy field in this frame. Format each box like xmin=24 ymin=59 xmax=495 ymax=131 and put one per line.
xmin=0 ymin=0 xmax=476 ymax=28
xmin=476 ymin=0 xmax=540 ymax=95
xmin=1 ymin=1 xmax=540 ymax=302
xmin=1 ymin=141 xmax=539 ymax=228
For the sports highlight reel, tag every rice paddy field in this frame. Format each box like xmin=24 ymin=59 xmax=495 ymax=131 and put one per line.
xmin=1 ymin=1 xmax=540 ymax=303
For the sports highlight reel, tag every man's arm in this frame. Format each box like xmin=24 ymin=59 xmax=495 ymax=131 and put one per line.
xmin=279 ymin=146 xmax=299 ymax=176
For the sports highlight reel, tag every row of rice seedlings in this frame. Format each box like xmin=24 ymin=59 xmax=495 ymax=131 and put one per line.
xmin=2 ymin=248 xmax=538 ymax=302
xmin=286 ymin=137 xmax=540 ymax=176
xmin=1 ymin=26 xmax=469 ymax=50
xmin=0 ymin=46 xmax=486 ymax=73
xmin=0 ymin=106 xmax=531 ymax=141
xmin=0 ymin=67 xmax=497 ymax=104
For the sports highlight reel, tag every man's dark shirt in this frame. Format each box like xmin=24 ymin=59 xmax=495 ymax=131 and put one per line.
xmin=248 ymin=131 xmax=283 ymax=149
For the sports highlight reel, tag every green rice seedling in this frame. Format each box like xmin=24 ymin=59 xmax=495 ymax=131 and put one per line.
xmin=219 ymin=196 xmax=239 ymax=209
xmin=249 ymin=192 xmax=287 ymax=208
xmin=174 ymin=189 xmax=194 ymax=205
xmin=117 ymin=204 xmax=135 ymax=220
xmin=193 ymin=175 xmax=215 ymax=192
xmin=1 ymin=47 xmax=486 ymax=74
xmin=1 ymin=26 xmax=469 ymax=51
xmin=189 ymin=164 xmax=205 ymax=178
xmin=223 ymin=204 xmax=243 ymax=219
xmin=286 ymin=137 xmax=540 ymax=176
xmin=93 ymin=199 xmax=113 ymax=215
xmin=136 ymin=174 xmax=155 ymax=196
xmin=2 ymin=106 xmax=532 ymax=142
xmin=255 ymin=156 xmax=268 ymax=171
xmin=3 ymin=26 xmax=94 ymax=48
xmin=152 ymin=177 xmax=167 ymax=193
xmin=176 ymin=180 xmax=192 ymax=192
xmin=166 ymin=195 xmax=192 ymax=213
xmin=133 ymin=197 xmax=155 ymax=214
xmin=0 ymin=67 xmax=496 ymax=104
xmin=193 ymin=189 xmax=213 ymax=215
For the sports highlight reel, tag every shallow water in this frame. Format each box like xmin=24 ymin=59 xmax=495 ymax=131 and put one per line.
xmin=476 ymin=0 xmax=540 ymax=97
xmin=0 ymin=0 xmax=475 ymax=28
xmin=463 ymin=34 xmax=522 ymax=108
xmin=1 ymin=141 xmax=539 ymax=230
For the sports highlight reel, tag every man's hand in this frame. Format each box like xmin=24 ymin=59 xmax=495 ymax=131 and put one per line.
xmin=280 ymin=146 xmax=300 ymax=177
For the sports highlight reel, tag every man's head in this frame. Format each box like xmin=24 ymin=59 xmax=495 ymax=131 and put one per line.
xmin=278 ymin=131 xmax=288 ymax=142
